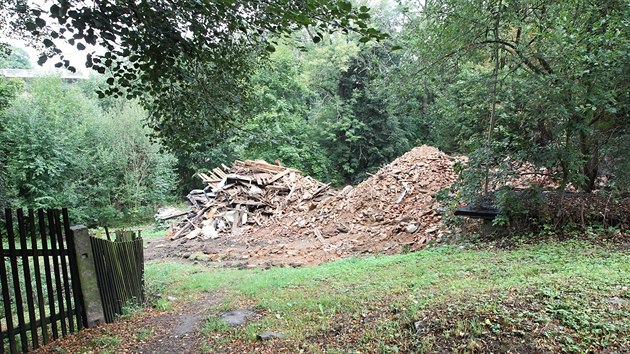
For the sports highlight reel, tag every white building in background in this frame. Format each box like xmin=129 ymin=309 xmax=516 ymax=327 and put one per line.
xmin=0 ymin=68 xmax=90 ymax=81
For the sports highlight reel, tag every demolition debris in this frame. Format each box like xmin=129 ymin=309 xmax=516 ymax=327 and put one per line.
xmin=160 ymin=159 xmax=335 ymax=242
xmin=158 ymin=146 xmax=463 ymax=267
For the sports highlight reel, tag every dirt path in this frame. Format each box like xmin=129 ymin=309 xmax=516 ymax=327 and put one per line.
xmin=35 ymin=292 xmax=222 ymax=354
xmin=135 ymin=293 xmax=221 ymax=354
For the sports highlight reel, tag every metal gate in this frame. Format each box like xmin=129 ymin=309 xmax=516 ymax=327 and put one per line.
xmin=0 ymin=209 xmax=85 ymax=353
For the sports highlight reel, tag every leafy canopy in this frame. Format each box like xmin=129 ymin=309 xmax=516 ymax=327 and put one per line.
xmin=3 ymin=0 xmax=387 ymax=151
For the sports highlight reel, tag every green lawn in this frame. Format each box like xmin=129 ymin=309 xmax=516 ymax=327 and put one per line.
xmin=145 ymin=240 xmax=630 ymax=353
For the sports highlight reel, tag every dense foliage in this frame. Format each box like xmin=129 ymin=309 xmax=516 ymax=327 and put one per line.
xmin=1 ymin=0 xmax=628 ymax=225
xmin=397 ymin=0 xmax=630 ymax=195
xmin=0 ymin=46 xmax=31 ymax=69
xmin=1 ymin=0 xmax=387 ymax=154
xmin=0 ymin=77 xmax=177 ymax=225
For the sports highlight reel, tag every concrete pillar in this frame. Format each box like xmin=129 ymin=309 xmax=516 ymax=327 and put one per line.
xmin=70 ymin=226 xmax=105 ymax=327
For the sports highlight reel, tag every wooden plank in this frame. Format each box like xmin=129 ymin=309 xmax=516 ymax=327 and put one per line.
xmin=184 ymin=228 xmax=202 ymax=240
xmin=0 ymin=219 xmax=18 ymax=354
xmin=29 ymin=210 xmax=49 ymax=344
xmin=38 ymin=210 xmax=59 ymax=340
xmin=16 ymin=209 xmax=39 ymax=348
xmin=234 ymin=159 xmax=298 ymax=173
xmin=47 ymin=210 xmax=68 ymax=337
xmin=93 ymin=238 xmax=113 ymax=322
xmin=91 ymin=238 xmax=111 ymax=323
xmin=5 ymin=209 xmax=29 ymax=351
xmin=137 ymin=237 xmax=145 ymax=303
xmin=267 ymin=169 xmax=292 ymax=185
xmin=213 ymin=167 xmax=227 ymax=178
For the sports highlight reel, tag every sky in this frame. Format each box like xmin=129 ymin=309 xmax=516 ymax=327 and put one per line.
xmin=1 ymin=0 xmax=99 ymax=73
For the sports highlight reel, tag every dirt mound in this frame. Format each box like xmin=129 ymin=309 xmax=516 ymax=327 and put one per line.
xmin=162 ymin=146 xmax=461 ymax=267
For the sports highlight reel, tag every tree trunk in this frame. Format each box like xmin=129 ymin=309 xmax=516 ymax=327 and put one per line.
xmin=580 ymin=131 xmax=599 ymax=192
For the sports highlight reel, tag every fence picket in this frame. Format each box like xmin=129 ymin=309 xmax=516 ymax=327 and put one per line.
xmin=38 ymin=209 xmax=59 ymax=341
xmin=16 ymin=210 xmax=38 ymax=349
xmin=28 ymin=210 xmax=49 ymax=345
xmin=0 ymin=225 xmax=17 ymax=353
xmin=47 ymin=210 xmax=68 ymax=337
xmin=1 ymin=209 xmax=144 ymax=352
xmin=5 ymin=209 xmax=29 ymax=351
xmin=1 ymin=209 xmax=90 ymax=352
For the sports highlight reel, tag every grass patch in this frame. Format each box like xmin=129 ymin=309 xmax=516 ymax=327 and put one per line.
xmin=88 ymin=332 xmax=121 ymax=353
xmin=133 ymin=328 xmax=153 ymax=341
xmin=140 ymin=226 xmax=168 ymax=240
xmin=145 ymin=240 xmax=630 ymax=352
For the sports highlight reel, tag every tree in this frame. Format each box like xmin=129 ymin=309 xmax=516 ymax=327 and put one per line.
xmin=0 ymin=76 xmax=23 ymax=210
xmin=2 ymin=0 xmax=386 ymax=152
xmin=0 ymin=46 xmax=32 ymax=69
xmin=397 ymin=0 xmax=630 ymax=193
xmin=0 ymin=77 xmax=177 ymax=224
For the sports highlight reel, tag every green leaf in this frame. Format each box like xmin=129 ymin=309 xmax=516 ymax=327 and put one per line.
xmin=37 ymin=54 xmax=47 ymax=66
xmin=49 ymin=4 xmax=60 ymax=17
xmin=35 ymin=18 xmax=46 ymax=28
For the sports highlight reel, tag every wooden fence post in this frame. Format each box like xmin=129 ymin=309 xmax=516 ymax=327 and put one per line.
xmin=70 ymin=225 xmax=106 ymax=327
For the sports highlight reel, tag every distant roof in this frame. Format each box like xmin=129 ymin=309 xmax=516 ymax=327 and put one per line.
xmin=0 ymin=68 xmax=90 ymax=80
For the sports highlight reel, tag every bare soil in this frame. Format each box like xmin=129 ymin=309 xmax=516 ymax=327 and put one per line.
xmin=35 ymin=293 xmax=222 ymax=354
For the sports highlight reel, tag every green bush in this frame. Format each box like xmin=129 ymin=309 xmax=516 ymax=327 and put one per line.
xmin=0 ymin=77 xmax=177 ymax=226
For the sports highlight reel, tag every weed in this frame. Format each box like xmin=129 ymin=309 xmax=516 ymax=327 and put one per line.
xmin=88 ymin=334 xmax=121 ymax=350
xmin=134 ymin=328 xmax=153 ymax=341
xmin=202 ymin=316 xmax=231 ymax=334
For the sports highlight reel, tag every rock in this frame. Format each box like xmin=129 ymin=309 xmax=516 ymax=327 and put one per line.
xmin=201 ymin=223 xmax=219 ymax=240
xmin=607 ymin=297 xmax=629 ymax=306
xmin=256 ymin=332 xmax=283 ymax=341
xmin=220 ymin=308 xmax=258 ymax=326
xmin=336 ymin=225 xmax=350 ymax=233
xmin=406 ymin=224 xmax=418 ymax=233
xmin=414 ymin=320 xmax=428 ymax=334
xmin=339 ymin=185 xmax=353 ymax=197
xmin=167 ymin=296 xmax=177 ymax=301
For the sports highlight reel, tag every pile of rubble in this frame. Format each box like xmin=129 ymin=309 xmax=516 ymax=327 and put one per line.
xmin=159 ymin=160 xmax=334 ymax=242
xmin=155 ymin=145 xmax=463 ymax=266
xmin=237 ymin=145 xmax=463 ymax=263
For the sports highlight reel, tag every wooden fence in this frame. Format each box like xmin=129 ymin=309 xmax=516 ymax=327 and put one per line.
xmin=90 ymin=231 xmax=144 ymax=323
xmin=0 ymin=209 xmax=85 ymax=353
